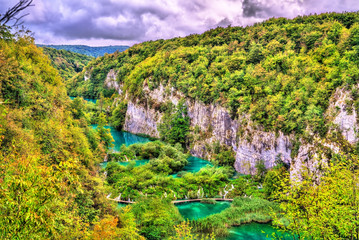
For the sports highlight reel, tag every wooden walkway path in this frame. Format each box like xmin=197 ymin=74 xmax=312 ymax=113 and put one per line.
xmin=109 ymin=198 xmax=233 ymax=204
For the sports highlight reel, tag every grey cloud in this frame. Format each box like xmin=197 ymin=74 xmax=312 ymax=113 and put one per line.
xmin=1 ymin=0 xmax=359 ymax=46
xmin=217 ymin=17 xmax=233 ymax=27
xmin=242 ymin=0 xmax=263 ymax=17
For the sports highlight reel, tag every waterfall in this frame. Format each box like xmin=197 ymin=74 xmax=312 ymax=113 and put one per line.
xmin=223 ymin=185 xmax=229 ymax=199
xmin=104 ymin=154 xmax=108 ymax=162
xmin=106 ymin=193 xmax=112 ymax=199
xmin=115 ymin=193 xmax=121 ymax=201
xmin=197 ymin=187 xmax=204 ymax=198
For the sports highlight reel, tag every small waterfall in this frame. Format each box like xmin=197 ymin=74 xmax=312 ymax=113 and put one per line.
xmin=115 ymin=193 xmax=121 ymax=201
xmin=106 ymin=193 xmax=112 ymax=199
xmin=164 ymin=192 xmax=167 ymax=198
xmin=197 ymin=187 xmax=204 ymax=198
xmin=222 ymin=184 xmax=234 ymax=199
xmin=223 ymin=185 xmax=229 ymax=199
xmin=104 ymin=171 xmax=107 ymax=177
xmin=104 ymin=154 xmax=108 ymax=162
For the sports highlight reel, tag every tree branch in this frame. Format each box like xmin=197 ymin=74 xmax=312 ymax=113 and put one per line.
xmin=0 ymin=0 xmax=34 ymax=27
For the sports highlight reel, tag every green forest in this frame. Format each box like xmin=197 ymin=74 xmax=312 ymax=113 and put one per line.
xmin=71 ymin=12 xmax=359 ymax=137
xmin=38 ymin=45 xmax=129 ymax=57
xmin=41 ymin=47 xmax=93 ymax=81
xmin=1 ymin=3 xmax=359 ymax=239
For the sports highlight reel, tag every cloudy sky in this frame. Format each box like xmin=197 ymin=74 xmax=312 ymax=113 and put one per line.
xmin=0 ymin=0 xmax=359 ymax=46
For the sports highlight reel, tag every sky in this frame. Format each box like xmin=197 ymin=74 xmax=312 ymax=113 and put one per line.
xmin=0 ymin=0 xmax=359 ymax=46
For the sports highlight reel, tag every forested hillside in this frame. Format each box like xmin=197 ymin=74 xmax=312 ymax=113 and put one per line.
xmin=70 ymin=11 xmax=359 ymax=138
xmin=38 ymin=44 xmax=129 ymax=57
xmin=41 ymin=47 xmax=93 ymax=81
xmin=66 ymin=12 xmax=359 ymax=239
xmin=0 ymin=26 xmax=142 ymax=239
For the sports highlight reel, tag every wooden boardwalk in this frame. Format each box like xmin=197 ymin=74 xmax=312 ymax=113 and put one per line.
xmin=109 ymin=198 xmax=233 ymax=204
xmin=109 ymin=199 xmax=135 ymax=204
xmin=172 ymin=198 xmax=233 ymax=204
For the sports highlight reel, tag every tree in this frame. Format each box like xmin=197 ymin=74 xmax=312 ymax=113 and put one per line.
xmin=97 ymin=112 xmax=114 ymax=150
xmin=110 ymin=101 xmax=128 ymax=130
xmin=274 ymin=154 xmax=359 ymax=239
xmin=159 ymin=101 xmax=190 ymax=147
xmin=0 ymin=0 xmax=34 ymax=27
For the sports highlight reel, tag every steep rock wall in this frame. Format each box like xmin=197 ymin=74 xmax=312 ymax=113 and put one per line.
xmin=101 ymin=71 xmax=357 ymax=175
xmin=123 ymin=100 xmax=161 ymax=138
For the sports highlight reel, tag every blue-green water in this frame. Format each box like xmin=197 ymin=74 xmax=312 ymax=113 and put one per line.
xmin=92 ymin=125 xmax=150 ymax=152
xmin=117 ymin=203 xmax=128 ymax=209
xmin=177 ymin=201 xmax=231 ymax=220
xmin=101 ymin=159 xmax=150 ymax=168
xmin=221 ymin=223 xmax=291 ymax=240
xmin=184 ymin=156 xmax=212 ymax=172
xmin=69 ymin=96 xmax=97 ymax=104
xmin=177 ymin=202 xmax=290 ymax=240
xmin=172 ymin=156 xmax=212 ymax=177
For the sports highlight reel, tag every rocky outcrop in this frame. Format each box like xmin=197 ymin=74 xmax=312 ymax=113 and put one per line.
xmin=124 ymin=100 xmax=161 ymax=138
xmin=329 ymin=87 xmax=358 ymax=144
xmin=105 ymin=77 xmax=357 ymax=175
xmin=186 ymin=100 xmax=292 ymax=174
xmin=105 ymin=69 xmax=123 ymax=95
xmin=119 ymin=82 xmax=293 ymax=174
xmin=84 ymin=70 xmax=90 ymax=82
xmin=235 ymin=131 xmax=292 ymax=174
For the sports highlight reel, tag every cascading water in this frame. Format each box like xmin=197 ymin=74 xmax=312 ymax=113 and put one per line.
xmin=115 ymin=193 xmax=122 ymax=201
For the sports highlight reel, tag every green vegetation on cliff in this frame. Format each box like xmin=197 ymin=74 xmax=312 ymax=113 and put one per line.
xmin=71 ymin=12 xmax=359 ymax=138
xmin=41 ymin=47 xmax=93 ymax=81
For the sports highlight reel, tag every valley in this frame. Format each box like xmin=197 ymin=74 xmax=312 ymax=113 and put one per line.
xmin=1 ymin=1 xmax=359 ymax=239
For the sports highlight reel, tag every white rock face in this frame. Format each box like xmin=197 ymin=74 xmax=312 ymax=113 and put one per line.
xmin=123 ymin=100 xmax=161 ymax=138
xmin=330 ymin=88 xmax=358 ymax=144
xmin=235 ymin=131 xmax=292 ymax=174
xmin=113 ymin=81 xmax=293 ymax=174
xmin=186 ymin=100 xmax=292 ymax=174
xmin=84 ymin=71 xmax=90 ymax=82
xmin=105 ymin=69 xmax=123 ymax=95
xmin=105 ymin=73 xmax=357 ymax=175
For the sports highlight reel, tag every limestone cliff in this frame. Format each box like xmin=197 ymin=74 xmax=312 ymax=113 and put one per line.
xmin=98 ymin=69 xmax=357 ymax=175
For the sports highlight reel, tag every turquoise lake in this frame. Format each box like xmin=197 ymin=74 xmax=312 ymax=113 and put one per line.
xmin=183 ymin=156 xmax=212 ymax=172
xmin=69 ymin=96 xmax=97 ymax=104
xmin=176 ymin=201 xmax=231 ymax=220
xmin=221 ymin=223 xmax=291 ymax=240
xmin=92 ymin=125 xmax=150 ymax=152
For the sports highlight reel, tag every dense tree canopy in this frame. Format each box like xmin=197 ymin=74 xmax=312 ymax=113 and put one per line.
xmin=71 ymin=12 xmax=359 ymax=138
xmin=41 ymin=47 xmax=93 ymax=81
xmin=0 ymin=27 xmax=138 ymax=238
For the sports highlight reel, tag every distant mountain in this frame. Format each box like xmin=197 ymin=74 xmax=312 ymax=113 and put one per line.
xmin=37 ymin=44 xmax=129 ymax=57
